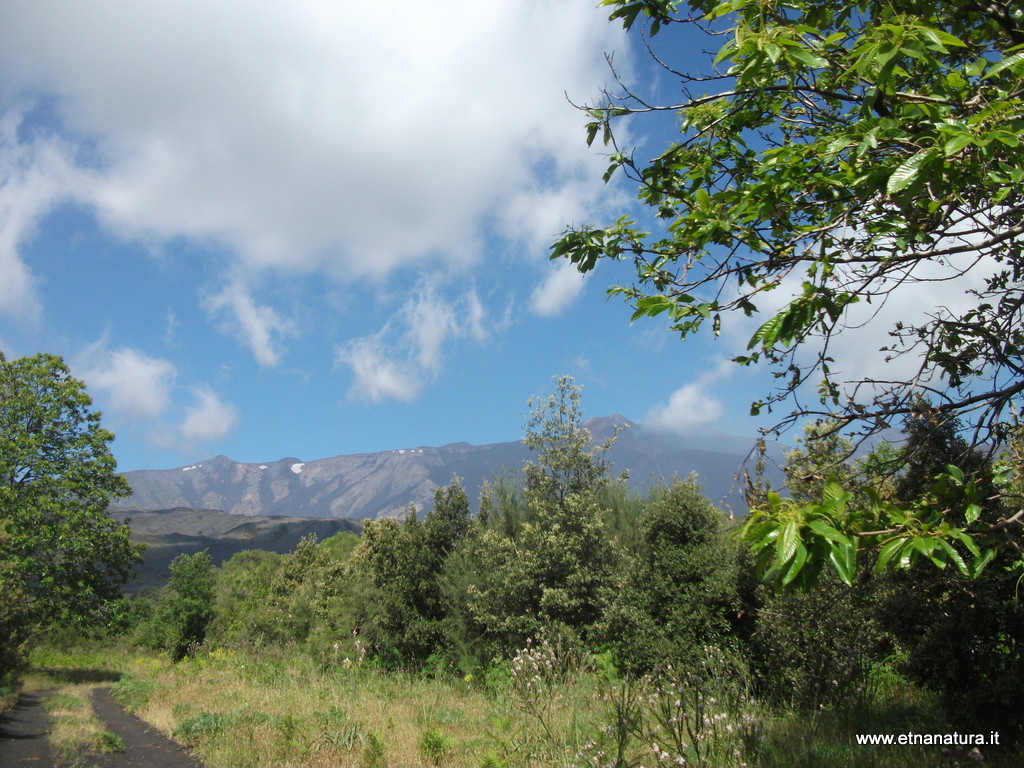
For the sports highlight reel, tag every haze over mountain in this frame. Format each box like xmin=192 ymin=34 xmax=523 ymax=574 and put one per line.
xmin=115 ymin=417 xmax=785 ymax=520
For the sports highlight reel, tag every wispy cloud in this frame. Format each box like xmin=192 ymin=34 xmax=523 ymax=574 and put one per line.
xmin=0 ymin=113 xmax=85 ymax=324
xmin=530 ymin=261 xmax=587 ymax=317
xmin=336 ymin=276 xmax=493 ymax=403
xmin=203 ymin=280 xmax=293 ymax=367
xmin=335 ymin=334 xmax=421 ymax=404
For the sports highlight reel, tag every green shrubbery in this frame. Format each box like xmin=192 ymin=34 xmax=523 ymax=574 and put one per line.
xmin=67 ymin=376 xmax=1024 ymax=767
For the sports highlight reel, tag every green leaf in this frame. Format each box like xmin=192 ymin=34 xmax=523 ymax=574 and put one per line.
xmin=948 ymin=528 xmax=980 ymax=558
xmin=887 ymin=150 xmax=935 ymax=194
xmin=776 ymin=520 xmax=800 ymax=567
xmin=788 ymin=47 xmax=827 ymax=69
xmin=984 ymin=50 xmax=1024 ymax=80
xmin=964 ymin=503 xmax=981 ymax=525
xmin=807 ymin=519 xmax=850 ymax=545
xmin=829 ymin=541 xmax=857 ymax=586
xmin=748 ymin=313 xmax=783 ymax=350
xmin=821 ymin=480 xmax=849 ymax=506
xmin=631 ymin=295 xmax=674 ymax=320
xmin=919 ymin=27 xmax=965 ymax=50
xmin=875 ymin=538 xmax=905 ymax=574
xmin=943 ymin=133 xmax=974 ymax=156
xmin=782 ymin=540 xmax=809 ymax=586
xmin=936 ymin=538 xmax=970 ymax=577
xmin=971 ymin=547 xmax=997 ymax=578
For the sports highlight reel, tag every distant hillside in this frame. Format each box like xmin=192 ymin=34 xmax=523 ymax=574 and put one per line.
xmin=115 ymin=416 xmax=786 ymax=520
xmin=111 ymin=507 xmax=361 ymax=591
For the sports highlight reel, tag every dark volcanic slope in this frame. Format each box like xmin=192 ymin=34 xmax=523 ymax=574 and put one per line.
xmin=116 ymin=417 xmax=785 ymax=520
xmin=111 ymin=507 xmax=361 ymax=590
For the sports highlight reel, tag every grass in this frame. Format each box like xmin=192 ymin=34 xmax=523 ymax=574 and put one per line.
xmin=38 ymin=682 xmax=123 ymax=765
xmin=14 ymin=640 xmax=1024 ymax=768
xmin=18 ymin=645 xmax=131 ymax=766
xmin=132 ymin=646 xmax=586 ymax=768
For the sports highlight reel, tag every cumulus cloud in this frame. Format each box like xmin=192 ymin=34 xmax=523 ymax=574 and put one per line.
xmin=76 ymin=339 xmax=239 ymax=452
xmin=0 ymin=0 xmax=626 ymax=281
xmin=77 ymin=341 xmax=177 ymax=419
xmin=336 ymin=276 xmax=493 ymax=402
xmin=179 ymin=386 xmax=239 ymax=442
xmin=645 ymin=362 xmax=733 ymax=434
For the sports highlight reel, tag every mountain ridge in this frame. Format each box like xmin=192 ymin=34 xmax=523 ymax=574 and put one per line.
xmin=115 ymin=417 xmax=784 ymax=519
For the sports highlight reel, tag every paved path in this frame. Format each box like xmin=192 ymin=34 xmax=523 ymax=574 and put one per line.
xmin=87 ymin=686 xmax=206 ymax=767
xmin=0 ymin=690 xmax=54 ymax=766
xmin=0 ymin=688 xmax=206 ymax=768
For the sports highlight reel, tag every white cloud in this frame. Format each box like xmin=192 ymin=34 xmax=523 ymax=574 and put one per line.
xmin=0 ymin=112 xmax=86 ymax=323
xmin=204 ymin=280 xmax=293 ymax=367
xmin=77 ymin=342 xmax=177 ymax=419
xmin=336 ymin=276 xmax=493 ymax=402
xmin=76 ymin=339 xmax=239 ymax=452
xmin=336 ymin=335 xmax=421 ymax=404
xmin=715 ymin=251 xmax=1006 ymax=404
xmin=645 ymin=362 xmax=732 ymax=434
xmin=179 ymin=386 xmax=239 ymax=442
xmin=530 ymin=261 xmax=587 ymax=317
xmin=0 ymin=0 xmax=626 ymax=284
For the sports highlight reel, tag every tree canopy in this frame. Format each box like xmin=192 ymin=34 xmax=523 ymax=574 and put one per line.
xmin=556 ymin=0 xmax=1023 ymax=445
xmin=554 ymin=0 xmax=1024 ymax=582
xmin=0 ymin=352 xmax=142 ymax=638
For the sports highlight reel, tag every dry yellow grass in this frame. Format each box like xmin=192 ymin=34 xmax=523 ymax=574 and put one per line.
xmin=39 ymin=682 xmax=124 ymax=764
xmin=122 ymin=647 xmax=600 ymax=768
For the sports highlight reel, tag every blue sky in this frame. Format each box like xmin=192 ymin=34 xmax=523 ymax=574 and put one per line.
xmin=0 ymin=0 xmax=796 ymax=472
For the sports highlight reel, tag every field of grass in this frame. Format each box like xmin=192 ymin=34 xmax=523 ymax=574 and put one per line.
xmin=17 ymin=641 xmax=1019 ymax=768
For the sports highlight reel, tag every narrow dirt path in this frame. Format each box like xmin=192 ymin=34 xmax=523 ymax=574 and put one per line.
xmin=88 ymin=687 xmax=206 ymax=767
xmin=0 ymin=688 xmax=207 ymax=768
xmin=0 ymin=690 xmax=54 ymax=766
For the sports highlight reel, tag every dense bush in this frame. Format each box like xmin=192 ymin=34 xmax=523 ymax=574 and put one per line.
xmin=138 ymin=550 xmax=216 ymax=660
xmin=601 ymin=479 xmax=744 ymax=673
xmin=351 ymin=481 xmax=472 ymax=667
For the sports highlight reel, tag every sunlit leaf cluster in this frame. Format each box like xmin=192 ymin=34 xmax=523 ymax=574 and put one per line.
xmin=554 ymin=0 xmax=1024 ymax=446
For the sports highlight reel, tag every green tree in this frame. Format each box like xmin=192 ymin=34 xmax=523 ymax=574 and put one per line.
xmin=602 ymin=479 xmax=743 ymax=673
xmin=522 ymin=375 xmax=617 ymax=507
xmin=151 ymin=550 xmax=216 ymax=660
xmin=0 ymin=352 xmax=142 ymax=652
xmin=352 ymin=479 xmax=473 ymax=667
xmin=208 ymin=549 xmax=284 ymax=647
xmin=462 ymin=377 xmax=618 ymax=658
xmin=0 ymin=520 xmax=33 ymax=683
xmin=554 ymin=1 xmax=1024 ymax=581
xmin=783 ymin=421 xmax=859 ymax=503
xmin=876 ymin=414 xmax=1024 ymax=737
xmin=749 ymin=425 xmax=892 ymax=709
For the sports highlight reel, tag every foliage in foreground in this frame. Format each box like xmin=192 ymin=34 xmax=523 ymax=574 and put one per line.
xmin=555 ymin=0 xmax=1024 ymax=586
xmin=0 ymin=352 xmax=143 ymax=683
xmin=109 ymin=377 xmax=1024 ymax=753
xmin=27 ymin=638 xmax=1014 ymax=768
